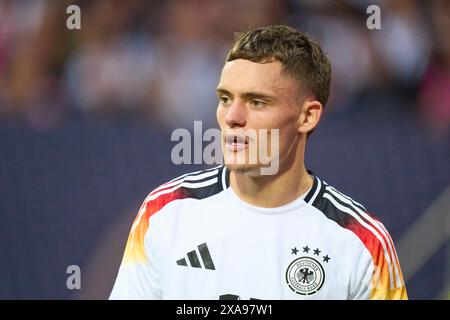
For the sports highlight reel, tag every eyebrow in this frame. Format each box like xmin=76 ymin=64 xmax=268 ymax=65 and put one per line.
xmin=216 ymin=88 xmax=278 ymax=102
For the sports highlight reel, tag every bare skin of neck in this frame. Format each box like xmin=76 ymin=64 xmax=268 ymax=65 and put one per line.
xmin=229 ymin=137 xmax=313 ymax=208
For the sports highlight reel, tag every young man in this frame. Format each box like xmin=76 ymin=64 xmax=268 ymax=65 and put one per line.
xmin=110 ymin=25 xmax=407 ymax=299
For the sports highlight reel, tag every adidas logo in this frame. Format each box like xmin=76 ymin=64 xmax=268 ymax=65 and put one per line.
xmin=176 ymin=243 xmax=215 ymax=270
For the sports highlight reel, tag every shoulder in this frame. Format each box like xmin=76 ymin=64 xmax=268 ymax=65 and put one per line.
xmin=305 ymin=173 xmax=404 ymax=290
xmin=305 ymin=174 xmax=379 ymax=235
xmin=134 ymin=165 xmax=228 ymax=226
xmin=305 ymin=173 xmax=390 ymax=251
xmin=122 ymin=166 xmax=228 ymax=263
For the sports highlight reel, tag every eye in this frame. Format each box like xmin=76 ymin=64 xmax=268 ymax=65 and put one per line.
xmin=249 ymin=99 xmax=266 ymax=108
xmin=219 ymin=95 xmax=231 ymax=106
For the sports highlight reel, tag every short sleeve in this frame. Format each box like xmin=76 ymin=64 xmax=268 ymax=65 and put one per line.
xmin=350 ymin=220 xmax=408 ymax=300
xmin=109 ymin=196 xmax=163 ymax=299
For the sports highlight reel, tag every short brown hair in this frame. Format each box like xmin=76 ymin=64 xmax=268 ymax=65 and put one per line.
xmin=226 ymin=25 xmax=331 ymax=106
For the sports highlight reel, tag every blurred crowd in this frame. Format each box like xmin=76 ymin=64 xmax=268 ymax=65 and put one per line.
xmin=0 ymin=0 xmax=449 ymax=135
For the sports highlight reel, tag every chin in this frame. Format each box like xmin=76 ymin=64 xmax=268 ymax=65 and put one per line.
xmin=224 ymin=162 xmax=264 ymax=177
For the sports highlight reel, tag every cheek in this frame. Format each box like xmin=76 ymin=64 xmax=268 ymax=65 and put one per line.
xmin=272 ymin=118 xmax=299 ymax=149
xmin=216 ymin=106 xmax=225 ymax=127
xmin=279 ymin=128 xmax=295 ymax=148
xmin=266 ymin=108 xmax=297 ymax=129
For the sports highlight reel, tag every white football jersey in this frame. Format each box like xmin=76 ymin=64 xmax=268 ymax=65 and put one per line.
xmin=110 ymin=165 xmax=407 ymax=300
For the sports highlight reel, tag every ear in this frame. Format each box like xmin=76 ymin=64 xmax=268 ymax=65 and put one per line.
xmin=297 ymin=99 xmax=323 ymax=135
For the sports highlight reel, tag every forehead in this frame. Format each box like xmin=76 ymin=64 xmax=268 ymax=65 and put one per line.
xmin=217 ymin=59 xmax=296 ymax=96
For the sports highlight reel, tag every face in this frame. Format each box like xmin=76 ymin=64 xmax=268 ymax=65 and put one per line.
xmin=216 ymin=59 xmax=304 ymax=175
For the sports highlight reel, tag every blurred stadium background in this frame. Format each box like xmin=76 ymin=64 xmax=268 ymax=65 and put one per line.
xmin=0 ymin=0 xmax=448 ymax=299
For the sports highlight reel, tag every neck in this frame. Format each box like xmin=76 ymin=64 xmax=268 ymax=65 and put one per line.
xmin=229 ymin=145 xmax=313 ymax=208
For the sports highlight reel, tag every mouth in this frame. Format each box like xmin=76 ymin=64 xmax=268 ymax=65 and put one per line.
xmin=224 ymin=134 xmax=249 ymax=151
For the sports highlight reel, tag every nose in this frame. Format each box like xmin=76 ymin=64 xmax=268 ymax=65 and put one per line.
xmin=225 ymin=101 xmax=246 ymax=128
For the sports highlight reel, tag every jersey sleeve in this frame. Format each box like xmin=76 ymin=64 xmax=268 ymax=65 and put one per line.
xmin=109 ymin=177 xmax=190 ymax=299
xmin=109 ymin=195 xmax=162 ymax=300
xmin=109 ymin=167 xmax=223 ymax=299
xmin=350 ymin=218 xmax=408 ymax=300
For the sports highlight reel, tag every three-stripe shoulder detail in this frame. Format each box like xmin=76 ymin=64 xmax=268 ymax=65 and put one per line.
xmin=131 ymin=166 xmax=226 ymax=233
xmin=308 ymin=176 xmax=404 ymax=290
xmin=123 ymin=166 xmax=227 ymax=264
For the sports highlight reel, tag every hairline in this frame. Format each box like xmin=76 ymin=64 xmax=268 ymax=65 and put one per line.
xmin=226 ymin=55 xmax=314 ymax=103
